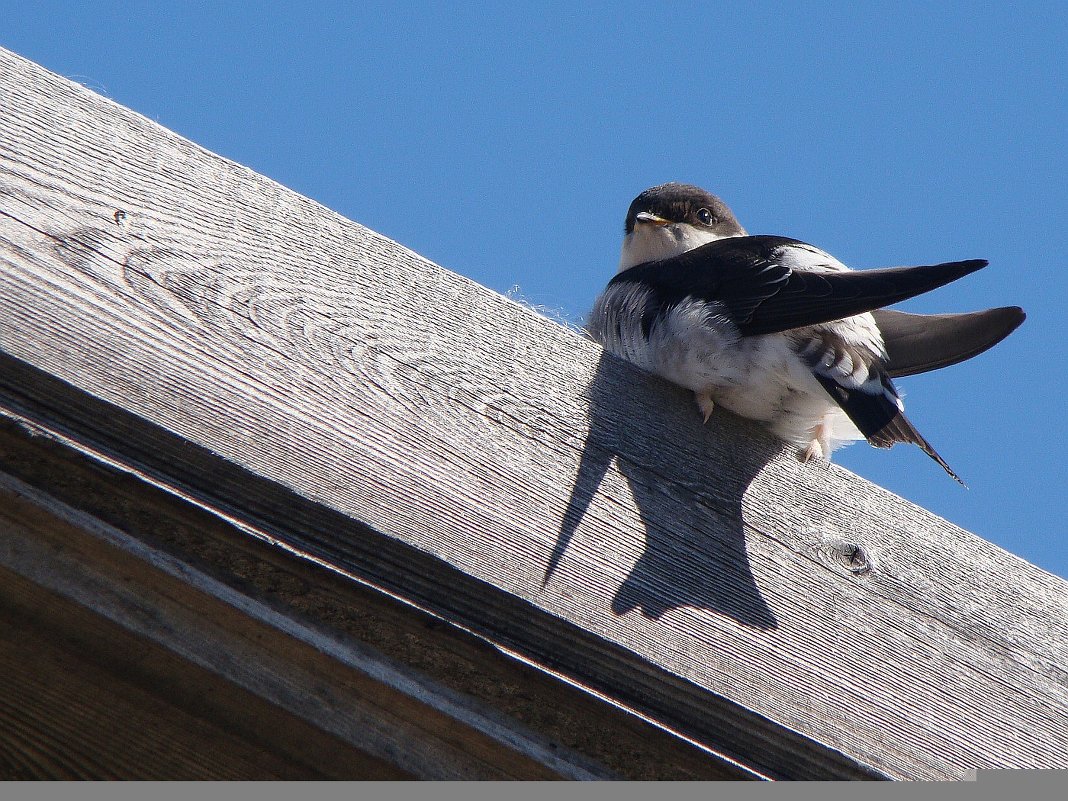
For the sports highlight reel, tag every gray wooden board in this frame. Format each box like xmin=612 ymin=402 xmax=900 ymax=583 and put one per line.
xmin=0 ymin=563 xmax=412 ymax=780
xmin=1 ymin=47 xmax=1066 ymax=779
xmin=0 ymin=414 xmax=755 ymax=780
xmin=0 ymin=323 xmax=801 ymax=781
xmin=0 ymin=466 xmax=604 ymax=780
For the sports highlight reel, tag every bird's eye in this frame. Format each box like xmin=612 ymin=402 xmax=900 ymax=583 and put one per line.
xmin=696 ymin=208 xmax=715 ymax=225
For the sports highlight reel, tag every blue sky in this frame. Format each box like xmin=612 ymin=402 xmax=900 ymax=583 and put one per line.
xmin=4 ymin=2 xmax=1065 ymax=579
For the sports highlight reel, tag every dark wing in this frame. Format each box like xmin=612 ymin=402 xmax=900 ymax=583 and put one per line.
xmin=609 ymin=235 xmax=988 ymax=338
xmin=874 ymin=307 xmax=1026 ymax=378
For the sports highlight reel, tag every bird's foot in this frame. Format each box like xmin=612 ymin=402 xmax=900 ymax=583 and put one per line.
xmin=799 ymin=418 xmax=833 ymax=463
xmin=694 ymin=392 xmax=715 ymax=424
xmin=799 ymin=439 xmax=824 ymax=463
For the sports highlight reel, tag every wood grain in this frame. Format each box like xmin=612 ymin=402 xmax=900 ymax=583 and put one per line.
xmin=1 ymin=46 xmax=1066 ymax=779
xmin=0 ymin=414 xmax=755 ymax=780
xmin=0 ymin=468 xmax=610 ymax=780
xmin=0 ymin=565 xmax=411 ymax=780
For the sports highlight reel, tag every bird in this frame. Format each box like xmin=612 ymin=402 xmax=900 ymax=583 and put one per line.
xmin=587 ymin=182 xmax=1025 ymax=484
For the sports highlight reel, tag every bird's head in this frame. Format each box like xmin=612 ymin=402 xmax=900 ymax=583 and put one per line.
xmin=618 ymin=183 xmax=747 ymax=272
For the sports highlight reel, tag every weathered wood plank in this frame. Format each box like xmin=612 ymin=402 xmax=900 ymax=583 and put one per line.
xmin=0 ymin=413 xmax=755 ymax=781
xmin=0 ymin=565 xmax=412 ymax=780
xmin=0 ymin=466 xmax=609 ymax=780
xmin=1 ymin=46 xmax=1066 ymax=779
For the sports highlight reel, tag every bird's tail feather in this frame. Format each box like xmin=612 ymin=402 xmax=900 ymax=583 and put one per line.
xmin=813 ymin=372 xmax=966 ymax=486
xmin=868 ymin=412 xmax=966 ymax=487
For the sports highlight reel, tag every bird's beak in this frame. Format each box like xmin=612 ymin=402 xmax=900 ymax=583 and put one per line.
xmin=634 ymin=211 xmax=671 ymax=226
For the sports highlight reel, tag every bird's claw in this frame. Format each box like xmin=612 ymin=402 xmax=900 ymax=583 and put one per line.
xmin=695 ymin=393 xmax=715 ymax=424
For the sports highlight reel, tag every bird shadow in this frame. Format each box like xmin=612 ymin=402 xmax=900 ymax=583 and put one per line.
xmin=545 ymin=351 xmax=778 ymax=630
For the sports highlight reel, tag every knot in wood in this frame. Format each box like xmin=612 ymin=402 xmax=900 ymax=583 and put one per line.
xmin=833 ymin=541 xmax=872 ymax=576
xmin=805 ymin=529 xmax=876 ymax=578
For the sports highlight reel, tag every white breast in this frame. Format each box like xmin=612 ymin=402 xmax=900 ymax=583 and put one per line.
xmin=589 ymin=280 xmax=871 ymax=452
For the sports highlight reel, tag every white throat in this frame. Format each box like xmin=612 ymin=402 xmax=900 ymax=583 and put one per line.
xmin=618 ymin=223 xmax=739 ymax=272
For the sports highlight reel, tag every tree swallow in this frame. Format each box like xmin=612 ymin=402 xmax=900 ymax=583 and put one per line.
xmin=588 ymin=183 xmax=1025 ymax=484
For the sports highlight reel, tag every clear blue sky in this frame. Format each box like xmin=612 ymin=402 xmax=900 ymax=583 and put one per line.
xmin=4 ymin=2 xmax=1065 ymax=579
